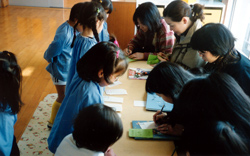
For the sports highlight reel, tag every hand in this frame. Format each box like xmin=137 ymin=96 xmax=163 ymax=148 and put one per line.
xmin=157 ymin=52 xmax=169 ymax=62
xmin=104 ymin=148 xmax=117 ymax=156
xmin=128 ymin=52 xmax=144 ymax=60
xmin=157 ymin=124 xmax=184 ymax=136
xmin=123 ymin=48 xmax=132 ymax=56
xmin=153 ymin=110 xmax=167 ymax=124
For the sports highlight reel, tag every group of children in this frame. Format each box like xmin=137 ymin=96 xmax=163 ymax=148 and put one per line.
xmin=1 ymin=0 xmax=250 ymax=155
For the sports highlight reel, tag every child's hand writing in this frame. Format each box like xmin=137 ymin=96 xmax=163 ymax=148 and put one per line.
xmin=105 ymin=148 xmax=117 ymax=156
xmin=153 ymin=110 xmax=167 ymax=124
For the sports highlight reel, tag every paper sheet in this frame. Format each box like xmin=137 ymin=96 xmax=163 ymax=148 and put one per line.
xmin=129 ymin=129 xmax=153 ymax=138
xmin=105 ymin=89 xmax=127 ymax=95
xmin=103 ymin=96 xmax=123 ymax=103
xmin=107 ymin=81 xmax=122 ymax=87
xmin=138 ymin=121 xmax=157 ymax=129
xmin=134 ymin=101 xmax=146 ymax=107
xmin=104 ymin=103 xmax=122 ymax=112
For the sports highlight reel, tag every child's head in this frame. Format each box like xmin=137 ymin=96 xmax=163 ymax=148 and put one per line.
xmin=163 ymin=0 xmax=204 ymax=35
xmin=71 ymin=2 xmax=107 ymax=47
xmin=146 ymin=62 xmax=195 ymax=103
xmin=91 ymin=0 xmax=113 ymax=16
xmin=69 ymin=2 xmax=85 ymax=23
xmin=0 ymin=51 xmax=23 ymax=114
xmin=77 ymin=41 xmax=128 ymax=86
xmin=73 ymin=104 xmax=123 ymax=152
xmin=191 ymin=23 xmax=236 ymax=57
xmin=133 ymin=2 xmax=161 ymax=33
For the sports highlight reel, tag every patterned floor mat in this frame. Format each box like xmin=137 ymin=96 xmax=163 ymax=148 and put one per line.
xmin=18 ymin=93 xmax=57 ymax=156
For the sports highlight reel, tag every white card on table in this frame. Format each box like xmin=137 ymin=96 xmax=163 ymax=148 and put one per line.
xmin=104 ymin=103 xmax=123 ymax=112
xmin=134 ymin=101 xmax=146 ymax=107
xmin=103 ymin=96 xmax=123 ymax=103
xmin=105 ymin=89 xmax=127 ymax=95
xmin=139 ymin=122 xmax=157 ymax=129
xmin=107 ymin=81 xmax=122 ymax=87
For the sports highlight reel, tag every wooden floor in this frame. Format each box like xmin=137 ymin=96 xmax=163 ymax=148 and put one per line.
xmin=0 ymin=6 xmax=72 ymax=142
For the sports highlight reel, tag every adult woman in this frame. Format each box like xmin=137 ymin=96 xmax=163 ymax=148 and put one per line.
xmin=124 ymin=2 xmax=175 ymax=60
xmin=162 ymin=0 xmax=206 ymax=69
xmin=146 ymin=62 xmax=196 ymax=136
xmin=177 ymin=73 xmax=250 ymax=155
xmin=190 ymin=23 xmax=250 ymax=96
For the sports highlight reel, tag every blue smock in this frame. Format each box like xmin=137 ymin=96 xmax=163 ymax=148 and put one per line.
xmin=0 ymin=105 xmax=17 ymax=156
xmin=44 ymin=21 xmax=76 ymax=81
xmin=47 ymin=35 xmax=100 ymax=153
xmin=99 ymin=21 xmax=109 ymax=42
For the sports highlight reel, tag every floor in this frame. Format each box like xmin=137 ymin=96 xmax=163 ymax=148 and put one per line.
xmin=0 ymin=6 xmax=69 ymax=141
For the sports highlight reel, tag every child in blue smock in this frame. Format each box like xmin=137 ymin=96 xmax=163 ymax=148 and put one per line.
xmin=92 ymin=0 xmax=113 ymax=42
xmin=43 ymin=3 xmax=84 ymax=128
xmin=0 ymin=51 xmax=23 ymax=156
xmin=48 ymin=41 xmax=128 ymax=153
xmin=55 ymin=104 xmax=123 ymax=156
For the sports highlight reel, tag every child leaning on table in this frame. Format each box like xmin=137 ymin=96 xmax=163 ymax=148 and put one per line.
xmin=55 ymin=104 xmax=123 ymax=156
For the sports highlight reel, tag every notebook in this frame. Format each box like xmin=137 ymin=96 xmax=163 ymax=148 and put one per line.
xmin=131 ymin=120 xmax=180 ymax=140
xmin=146 ymin=93 xmax=173 ymax=112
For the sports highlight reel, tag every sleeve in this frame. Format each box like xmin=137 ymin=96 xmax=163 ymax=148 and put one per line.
xmin=128 ymin=29 xmax=145 ymax=51
xmin=158 ymin=24 xmax=175 ymax=54
xmin=44 ymin=31 xmax=66 ymax=63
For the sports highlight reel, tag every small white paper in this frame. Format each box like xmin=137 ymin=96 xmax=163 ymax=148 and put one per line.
xmin=104 ymin=103 xmax=122 ymax=112
xmin=103 ymin=96 xmax=123 ymax=103
xmin=107 ymin=81 xmax=122 ymax=87
xmin=105 ymin=89 xmax=127 ymax=95
xmin=134 ymin=101 xmax=146 ymax=107
xmin=117 ymin=113 xmax=121 ymax=118
xmin=139 ymin=122 xmax=157 ymax=129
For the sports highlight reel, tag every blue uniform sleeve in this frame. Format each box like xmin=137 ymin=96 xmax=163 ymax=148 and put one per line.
xmin=44 ymin=31 xmax=66 ymax=63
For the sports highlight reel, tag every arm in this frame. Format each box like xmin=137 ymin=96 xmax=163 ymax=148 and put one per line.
xmin=158 ymin=25 xmax=175 ymax=55
xmin=44 ymin=31 xmax=66 ymax=63
xmin=125 ymin=29 xmax=145 ymax=56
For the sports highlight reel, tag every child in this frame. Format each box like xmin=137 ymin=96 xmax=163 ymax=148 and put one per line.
xmin=145 ymin=62 xmax=196 ymax=136
xmin=48 ymin=42 xmax=128 ymax=153
xmin=92 ymin=0 xmax=113 ymax=42
xmin=177 ymin=73 xmax=250 ymax=155
xmin=55 ymin=104 xmax=123 ymax=156
xmin=43 ymin=3 xmax=84 ymax=128
xmin=0 ymin=51 xmax=23 ymax=156
xmin=162 ymin=0 xmax=206 ymax=69
xmin=190 ymin=23 xmax=250 ymax=97
xmin=124 ymin=2 xmax=175 ymax=60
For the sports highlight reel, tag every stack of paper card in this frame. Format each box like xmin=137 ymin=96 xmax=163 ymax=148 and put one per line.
xmin=138 ymin=121 xmax=157 ymax=129
xmin=105 ymin=89 xmax=127 ymax=95
xmin=103 ymin=96 xmax=123 ymax=103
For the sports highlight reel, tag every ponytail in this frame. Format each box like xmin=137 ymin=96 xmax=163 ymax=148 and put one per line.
xmin=71 ymin=22 xmax=79 ymax=48
xmin=190 ymin=4 xmax=205 ymax=22
xmin=91 ymin=20 xmax=99 ymax=42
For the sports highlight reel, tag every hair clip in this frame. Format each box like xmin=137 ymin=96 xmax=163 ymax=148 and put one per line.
xmin=97 ymin=8 xmax=100 ymax=14
xmin=116 ymin=50 xmax=120 ymax=58
xmin=100 ymin=0 xmax=102 ymax=3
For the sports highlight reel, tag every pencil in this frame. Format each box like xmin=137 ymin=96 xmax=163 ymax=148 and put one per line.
xmin=159 ymin=104 xmax=165 ymax=115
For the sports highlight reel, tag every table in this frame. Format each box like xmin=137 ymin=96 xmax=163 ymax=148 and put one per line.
xmin=107 ymin=61 xmax=176 ymax=156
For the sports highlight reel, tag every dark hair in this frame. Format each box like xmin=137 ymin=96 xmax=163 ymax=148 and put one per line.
xmin=77 ymin=42 xmax=128 ymax=84
xmin=146 ymin=62 xmax=195 ymax=100
xmin=0 ymin=51 xmax=23 ymax=114
xmin=91 ymin=0 xmax=113 ymax=14
xmin=163 ymin=0 xmax=205 ymax=22
xmin=71 ymin=2 xmax=107 ymax=47
xmin=190 ymin=23 xmax=236 ymax=56
xmin=178 ymin=73 xmax=250 ymax=154
xmin=133 ymin=2 xmax=161 ymax=33
xmin=73 ymin=104 xmax=123 ymax=152
xmin=69 ymin=2 xmax=84 ymax=22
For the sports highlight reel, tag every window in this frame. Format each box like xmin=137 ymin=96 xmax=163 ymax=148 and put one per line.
xmin=224 ymin=0 xmax=250 ymax=58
